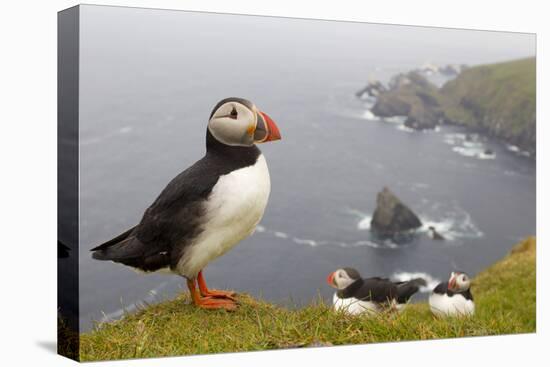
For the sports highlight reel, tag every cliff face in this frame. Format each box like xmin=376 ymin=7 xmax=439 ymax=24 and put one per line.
xmin=367 ymin=57 xmax=536 ymax=157
xmin=441 ymin=57 xmax=536 ymax=155
xmin=371 ymin=72 xmax=445 ymax=130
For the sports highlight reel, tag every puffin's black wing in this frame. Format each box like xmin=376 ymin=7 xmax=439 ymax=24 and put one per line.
xmin=460 ymin=289 xmax=474 ymax=301
xmin=432 ymin=281 xmax=449 ymax=295
xmin=90 ymin=156 xmax=221 ymax=272
xmin=91 ymin=235 xmax=171 ymax=272
xmin=432 ymin=281 xmax=473 ymax=300
xmin=90 ymin=226 xmax=136 ymax=252
xmin=395 ymin=278 xmax=426 ymax=303
xmin=356 ymin=278 xmax=399 ymax=303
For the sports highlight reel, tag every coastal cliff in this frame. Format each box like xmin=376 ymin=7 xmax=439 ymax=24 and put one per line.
xmin=366 ymin=57 xmax=536 ymax=156
xmin=441 ymin=57 xmax=535 ymax=155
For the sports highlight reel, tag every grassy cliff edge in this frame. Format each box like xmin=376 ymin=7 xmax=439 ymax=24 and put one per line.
xmin=441 ymin=57 xmax=536 ymax=154
xmin=80 ymin=237 xmax=536 ymax=361
xmin=368 ymin=57 xmax=536 ymax=154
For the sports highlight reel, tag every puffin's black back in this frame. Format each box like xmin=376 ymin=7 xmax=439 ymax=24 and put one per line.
xmin=91 ymin=129 xmax=261 ymax=272
xmin=338 ymin=277 xmax=425 ymax=304
xmin=338 ymin=277 xmax=398 ymax=303
xmin=395 ymin=278 xmax=426 ymax=303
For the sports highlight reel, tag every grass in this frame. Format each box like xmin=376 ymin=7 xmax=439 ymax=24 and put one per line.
xmin=79 ymin=237 xmax=536 ymax=361
xmin=440 ymin=57 xmax=536 ymax=152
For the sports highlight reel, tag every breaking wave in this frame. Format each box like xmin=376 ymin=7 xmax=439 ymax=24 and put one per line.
xmin=444 ymin=132 xmax=496 ymax=160
xmin=362 ymin=109 xmax=380 ymax=121
xmin=357 ymin=215 xmax=372 ymax=230
xmin=98 ymin=281 xmax=170 ymax=324
xmin=506 ymin=144 xmax=531 ymax=157
xmin=396 ymin=124 xmax=415 ymax=133
xmin=254 ymin=219 xmax=399 ymax=249
xmin=81 ymin=126 xmax=135 ymax=146
xmin=391 ymin=271 xmax=440 ymax=293
xmin=452 ymin=146 xmax=496 ymax=160
xmin=351 ymin=201 xmax=483 ymax=243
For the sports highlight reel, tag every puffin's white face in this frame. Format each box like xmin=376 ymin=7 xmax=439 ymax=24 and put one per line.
xmin=208 ymin=98 xmax=281 ymax=147
xmin=448 ymin=272 xmax=471 ymax=292
xmin=327 ymin=268 xmax=361 ymax=290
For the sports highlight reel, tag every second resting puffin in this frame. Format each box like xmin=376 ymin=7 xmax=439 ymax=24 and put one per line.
xmin=91 ymin=97 xmax=281 ymax=311
xmin=429 ymin=271 xmax=474 ymax=317
xmin=327 ymin=268 xmax=426 ymax=315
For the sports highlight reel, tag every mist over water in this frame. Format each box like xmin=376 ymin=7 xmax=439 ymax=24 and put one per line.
xmin=77 ymin=5 xmax=536 ymax=331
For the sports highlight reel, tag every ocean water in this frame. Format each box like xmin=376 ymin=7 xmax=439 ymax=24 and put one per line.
xmin=74 ymin=5 xmax=536 ymax=331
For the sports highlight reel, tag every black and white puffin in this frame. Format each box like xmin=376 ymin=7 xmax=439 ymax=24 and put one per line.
xmin=326 ymin=268 xmax=425 ymax=315
xmin=91 ymin=97 xmax=281 ymax=310
xmin=429 ymin=271 xmax=475 ymax=317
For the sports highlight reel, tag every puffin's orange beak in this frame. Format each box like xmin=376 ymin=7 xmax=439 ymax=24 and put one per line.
xmin=258 ymin=111 xmax=281 ymax=143
xmin=326 ymin=272 xmax=335 ymax=287
xmin=448 ymin=276 xmax=457 ymax=291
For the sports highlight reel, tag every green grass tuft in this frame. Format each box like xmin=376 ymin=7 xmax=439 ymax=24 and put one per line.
xmin=79 ymin=237 xmax=536 ymax=361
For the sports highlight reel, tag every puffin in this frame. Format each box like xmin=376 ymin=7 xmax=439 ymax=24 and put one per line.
xmin=429 ymin=271 xmax=475 ymax=317
xmin=326 ymin=268 xmax=426 ymax=315
xmin=91 ymin=97 xmax=281 ymax=311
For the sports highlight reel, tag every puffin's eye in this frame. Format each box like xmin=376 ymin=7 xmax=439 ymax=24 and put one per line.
xmin=229 ymin=106 xmax=238 ymax=119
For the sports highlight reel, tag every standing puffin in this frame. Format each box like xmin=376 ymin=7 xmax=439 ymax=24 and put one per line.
xmin=91 ymin=97 xmax=281 ymax=311
xmin=429 ymin=271 xmax=475 ymax=317
xmin=326 ymin=268 xmax=425 ymax=315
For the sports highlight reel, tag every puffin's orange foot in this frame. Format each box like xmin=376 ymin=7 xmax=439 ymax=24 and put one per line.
xmin=201 ymin=289 xmax=237 ymax=301
xmin=197 ymin=270 xmax=237 ymax=300
xmin=196 ymin=297 xmax=238 ymax=311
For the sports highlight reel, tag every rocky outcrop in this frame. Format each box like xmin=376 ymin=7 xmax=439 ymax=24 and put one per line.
xmin=356 ymin=80 xmax=386 ymax=99
xmin=404 ymin=103 xmax=446 ymax=131
xmin=360 ymin=58 xmax=535 ymax=157
xmin=370 ymin=72 xmax=444 ymax=130
xmin=371 ymin=93 xmax=411 ymax=116
xmin=413 ymin=63 xmax=467 ymax=77
xmin=428 ymin=226 xmax=445 ymax=240
xmin=370 ymin=187 xmax=422 ymax=237
xmin=438 ymin=64 xmax=467 ymax=77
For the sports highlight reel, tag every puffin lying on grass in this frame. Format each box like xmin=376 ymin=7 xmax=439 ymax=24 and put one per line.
xmin=91 ymin=97 xmax=281 ymax=311
xmin=327 ymin=268 xmax=426 ymax=315
xmin=429 ymin=271 xmax=475 ymax=317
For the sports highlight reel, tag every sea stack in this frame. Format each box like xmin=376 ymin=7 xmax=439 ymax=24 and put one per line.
xmin=428 ymin=226 xmax=445 ymax=240
xmin=370 ymin=187 xmax=422 ymax=237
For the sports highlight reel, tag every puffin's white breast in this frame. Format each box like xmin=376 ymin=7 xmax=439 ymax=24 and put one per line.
xmin=177 ymin=154 xmax=271 ymax=277
xmin=429 ymin=292 xmax=475 ymax=317
xmin=332 ymin=293 xmax=380 ymax=316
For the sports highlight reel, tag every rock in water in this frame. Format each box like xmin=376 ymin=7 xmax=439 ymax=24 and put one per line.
xmin=370 ymin=187 xmax=422 ymax=237
xmin=369 ymin=72 xmax=444 ymax=130
xmin=428 ymin=226 xmax=445 ymax=240
xmin=356 ymin=80 xmax=386 ymax=99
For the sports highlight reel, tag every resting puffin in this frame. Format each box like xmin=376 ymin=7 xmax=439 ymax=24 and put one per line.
xmin=326 ymin=268 xmax=425 ymax=315
xmin=91 ymin=97 xmax=281 ymax=310
xmin=429 ymin=271 xmax=475 ymax=317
